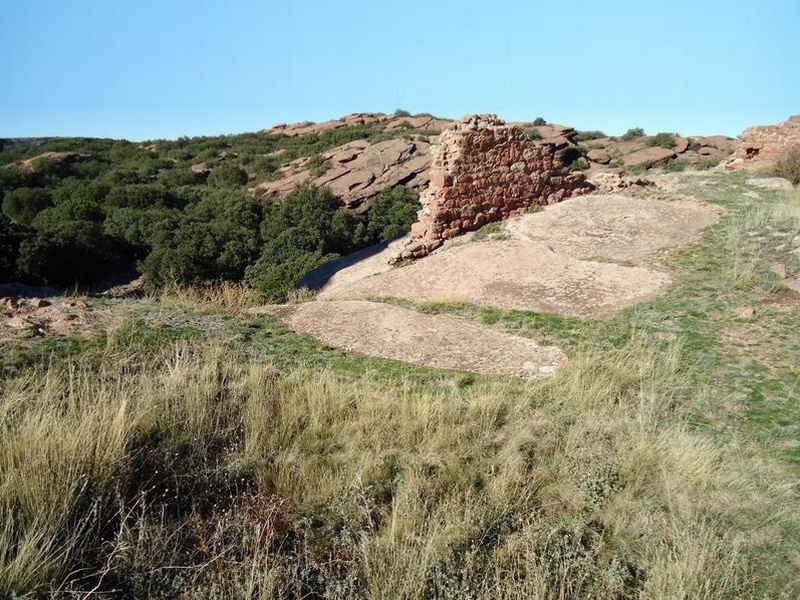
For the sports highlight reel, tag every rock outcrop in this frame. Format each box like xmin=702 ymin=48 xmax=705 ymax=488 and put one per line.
xmin=255 ymin=137 xmax=433 ymax=213
xmin=723 ymin=116 xmax=800 ymax=170
xmin=578 ymin=134 xmax=736 ymax=169
xmin=395 ymin=115 xmax=593 ymax=261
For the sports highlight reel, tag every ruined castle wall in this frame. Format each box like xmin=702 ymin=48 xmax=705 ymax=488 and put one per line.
xmin=399 ymin=115 xmax=593 ymax=260
xmin=724 ymin=115 xmax=800 ymax=170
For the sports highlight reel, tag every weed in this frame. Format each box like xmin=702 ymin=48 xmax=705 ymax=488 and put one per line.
xmin=472 ymin=222 xmax=511 ymax=241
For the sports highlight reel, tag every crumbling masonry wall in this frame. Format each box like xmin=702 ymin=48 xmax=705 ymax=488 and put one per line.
xmin=396 ymin=115 xmax=594 ymax=261
xmin=723 ymin=115 xmax=800 ymax=170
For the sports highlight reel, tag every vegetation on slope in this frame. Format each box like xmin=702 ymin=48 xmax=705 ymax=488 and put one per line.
xmin=1 ymin=173 xmax=798 ymax=598
xmin=0 ymin=124 xmax=421 ymax=300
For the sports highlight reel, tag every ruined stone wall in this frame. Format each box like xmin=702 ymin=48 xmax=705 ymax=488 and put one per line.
xmin=723 ymin=115 xmax=800 ymax=170
xmin=397 ymin=115 xmax=593 ymax=260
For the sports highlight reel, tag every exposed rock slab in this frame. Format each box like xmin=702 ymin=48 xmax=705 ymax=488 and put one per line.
xmin=505 ymin=193 xmax=721 ymax=263
xmin=622 ymin=147 xmax=676 ymax=168
xmin=255 ymin=137 xmax=433 ymax=212
xmin=314 ymin=188 xmax=720 ymax=317
xmin=318 ymin=240 xmax=670 ymax=317
xmin=252 ymin=300 xmax=566 ymax=379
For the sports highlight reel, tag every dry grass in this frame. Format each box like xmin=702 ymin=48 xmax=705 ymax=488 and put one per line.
xmin=150 ymin=280 xmax=264 ymax=313
xmin=1 ymin=328 xmax=792 ymax=598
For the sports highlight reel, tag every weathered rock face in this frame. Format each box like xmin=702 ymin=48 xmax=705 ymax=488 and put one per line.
xmin=397 ymin=115 xmax=593 ymax=260
xmin=255 ymin=137 xmax=433 ymax=213
xmin=723 ymin=116 xmax=800 ymax=170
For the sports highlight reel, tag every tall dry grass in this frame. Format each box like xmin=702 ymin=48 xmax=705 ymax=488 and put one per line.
xmin=1 ymin=327 xmax=792 ymax=598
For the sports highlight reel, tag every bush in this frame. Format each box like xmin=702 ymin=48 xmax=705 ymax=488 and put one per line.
xmin=307 ymin=153 xmax=331 ymax=177
xmin=533 ymin=117 xmax=547 ymax=126
xmin=773 ymin=146 xmax=800 ymax=184
xmin=2 ymin=187 xmax=53 ymax=225
xmin=0 ymin=214 xmax=25 ymax=280
xmin=574 ymin=130 xmax=607 ymax=142
xmin=647 ymin=132 xmax=677 ymax=149
xmin=16 ymin=220 xmax=117 ymax=284
xmin=207 ymin=163 xmax=248 ymax=187
xmin=244 ymin=228 xmax=338 ymax=302
xmin=140 ymin=190 xmax=262 ymax=286
xmin=394 ymin=109 xmax=411 ymax=117
xmin=365 ymin=186 xmax=419 ymax=242
xmin=525 ymin=127 xmax=543 ymax=141
xmin=621 ymin=127 xmax=646 ymax=141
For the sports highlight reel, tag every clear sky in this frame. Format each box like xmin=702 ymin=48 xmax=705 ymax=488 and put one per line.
xmin=2 ymin=0 xmax=798 ymax=141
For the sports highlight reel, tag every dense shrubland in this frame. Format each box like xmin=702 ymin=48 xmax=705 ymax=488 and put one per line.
xmin=0 ymin=125 xmax=420 ymax=300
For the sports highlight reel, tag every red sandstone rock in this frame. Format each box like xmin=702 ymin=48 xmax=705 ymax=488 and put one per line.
xmin=255 ymin=137 xmax=433 ymax=212
xmin=587 ymin=148 xmax=612 ymax=164
xmin=673 ymin=137 xmax=690 ymax=154
xmin=622 ymin=147 xmax=676 ymax=168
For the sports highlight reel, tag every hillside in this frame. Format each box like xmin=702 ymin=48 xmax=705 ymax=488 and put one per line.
xmin=1 ymin=113 xmax=799 ymax=598
xmin=1 ymin=112 xmax=741 ymax=302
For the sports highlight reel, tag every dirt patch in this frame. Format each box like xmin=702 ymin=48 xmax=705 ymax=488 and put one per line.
xmin=2 ymin=296 xmax=94 ymax=337
xmin=251 ymin=300 xmax=566 ymax=379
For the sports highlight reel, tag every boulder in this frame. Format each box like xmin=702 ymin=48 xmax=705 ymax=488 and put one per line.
xmin=587 ymin=148 xmax=612 ymax=164
xmin=623 ymin=147 xmax=676 ymax=168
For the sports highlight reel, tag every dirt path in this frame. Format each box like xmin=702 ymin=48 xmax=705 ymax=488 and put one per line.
xmin=252 ymin=300 xmax=567 ymax=379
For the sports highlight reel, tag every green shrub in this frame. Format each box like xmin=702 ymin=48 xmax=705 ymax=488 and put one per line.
xmin=525 ymin=127 xmax=543 ymax=141
xmin=244 ymin=227 xmax=338 ymax=302
xmin=621 ymin=127 xmax=645 ymax=141
xmin=773 ymin=146 xmax=800 ymax=184
xmin=2 ymin=187 xmax=53 ymax=225
xmin=307 ymin=153 xmax=331 ymax=177
xmin=647 ymin=132 xmax=677 ymax=149
xmin=140 ymin=190 xmax=262 ymax=286
xmin=207 ymin=163 xmax=249 ymax=187
xmin=16 ymin=220 xmax=116 ymax=284
xmin=533 ymin=116 xmax=547 ymax=126
xmin=366 ymin=186 xmax=420 ymax=242
xmin=394 ymin=109 xmax=412 ymax=117
xmin=0 ymin=213 xmax=25 ymax=280
xmin=574 ymin=130 xmax=606 ymax=142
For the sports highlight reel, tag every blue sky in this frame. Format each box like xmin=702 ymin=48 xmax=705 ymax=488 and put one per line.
xmin=2 ymin=0 xmax=798 ymax=140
